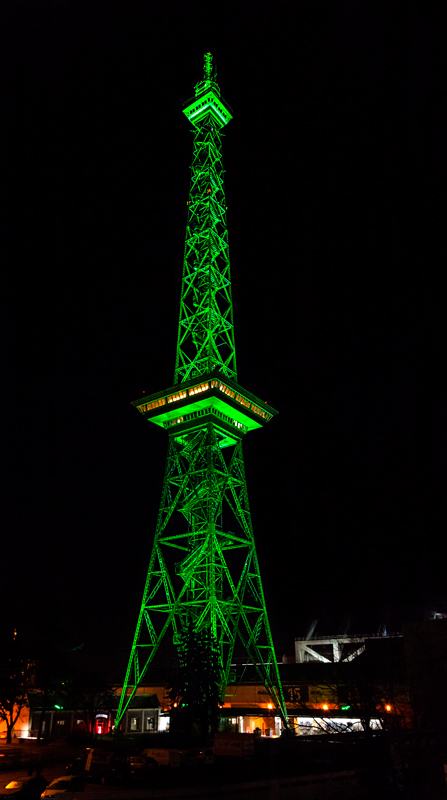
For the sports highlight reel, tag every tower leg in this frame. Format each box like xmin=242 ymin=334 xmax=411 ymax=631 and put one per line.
xmin=116 ymin=429 xmax=288 ymax=729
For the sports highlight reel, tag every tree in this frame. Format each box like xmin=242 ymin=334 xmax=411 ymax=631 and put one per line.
xmin=29 ymin=641 xmax=76 ymax=741
xmin=68 ymin=671 xmax=116 ymax=740
xmin=286 ymin=639 xmax=413 ymax=790
xmin=167 ymin=625 xmax=221 ymax=742
xmin=0 ymin=636 xmax=34 ymax=744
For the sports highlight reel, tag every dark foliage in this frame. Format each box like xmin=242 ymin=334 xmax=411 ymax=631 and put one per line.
xmin=28 ymin=640 xmax=75 ymax=741
xmin=0 ymin=635 xmax=33 ymax=743
xmin=167 ymin=625 xmax=221 ymax=742
xmin=66 ymin=670 xmax=116 ymax=740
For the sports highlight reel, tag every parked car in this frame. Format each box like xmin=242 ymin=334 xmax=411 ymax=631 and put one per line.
xmin=65 ymin=753 xmax=88 ymax=776
xmin=201 ymin=749 xmax=215 ymax=765
xmin=0 ymin=753 xmax=28 ymax=772
xmin=0 ymin=777 xmax=48 ymax=799
xmin=128 ymin=756 xmax=158 ymax=776
xmin=84 ymin=749 xmax=129 ymax=785
xmin=41 ymin=776 xmax=84 ymax=797
xmin=180 ymin=749 xmax=203 ymax=767
xmin=139 ymin=748 xmax=181 ymax=768
xmin=178 ymin=748 xmax=214 ymax=767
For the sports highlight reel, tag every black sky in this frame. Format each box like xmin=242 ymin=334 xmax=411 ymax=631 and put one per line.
xmin=2 ymin=1 xmax=447 ymax=677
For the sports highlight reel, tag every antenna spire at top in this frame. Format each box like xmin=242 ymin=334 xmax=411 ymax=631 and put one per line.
xmin=204 ymin=52 xmax=213 ymax=81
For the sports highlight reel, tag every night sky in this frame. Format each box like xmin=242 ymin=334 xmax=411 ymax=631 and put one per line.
xmin=2 ymin=2 xmax=446 ymax=678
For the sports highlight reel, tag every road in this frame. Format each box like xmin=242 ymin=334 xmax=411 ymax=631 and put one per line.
xmin=0 ymin=764 xmax=371 ymax=799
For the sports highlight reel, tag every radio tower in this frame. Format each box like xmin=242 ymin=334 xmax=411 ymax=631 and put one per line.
xmin=116 ymin=53 xmax=288 ymax=730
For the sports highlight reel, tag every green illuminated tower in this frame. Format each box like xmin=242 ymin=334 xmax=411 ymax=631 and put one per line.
xmin=116 ymin=53 xmax=288 ymax=729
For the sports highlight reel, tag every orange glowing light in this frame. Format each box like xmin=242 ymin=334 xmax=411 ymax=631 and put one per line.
xmin=385 ymin=704 xmax=391 ymax=711
xmin=322 ymin=704 xmax=329 ymax=711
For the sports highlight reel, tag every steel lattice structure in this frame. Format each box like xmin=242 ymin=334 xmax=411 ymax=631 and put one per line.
xmin=175 ymin=88 xmax=236 ymax=384
xmin=116 ymin=53 xmax=288 ymax=730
